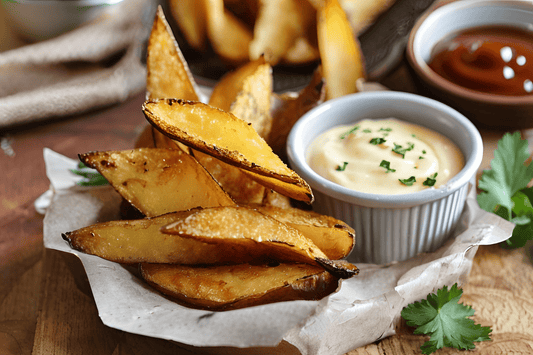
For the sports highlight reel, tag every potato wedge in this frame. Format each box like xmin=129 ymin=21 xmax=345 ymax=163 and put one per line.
xmin=168 ymin=0 xmax=207 ymax=51
xmin=249 ymin=204 xmax=355 ymax=260
xmin=192 ymin=150 xmax=266 ymax=205
xmin=79 ymin=148 xmax=235 ymax=217
xmin=140 ymin=262 xmax=340 ymax=310
xmin=249 ymin=0 xmax=316 ymax=66
xmin=268 ymin=66 xmax=325 ymax=159
xmin=204 ymin=0 xmax=253 ymax=65
xmin=282 ymin=36 xmax=320 ymax=65
xmin=317 ymin=0 xmax=365 ymax=100
xmin=340 ymin=0 xmax=396 ymax=36
xmin=142 ymin=99 xmax=313 ymax=203
xmin=209 ymin=55 xmax=267 ymax=112
xmin=146 ymin=6 xmax=201 ymax=102
xmin=161 ymin=206 xmax=358 ymax=278
xmin=134 ymin=125 xmax=156 ymax=148
xmin=261 ymin=188 xmax=292 ymax=209
xmin=229 ymin=62 xmax=273 ymax=139
xmin=62 ymin=212 xmax=244 ymax=264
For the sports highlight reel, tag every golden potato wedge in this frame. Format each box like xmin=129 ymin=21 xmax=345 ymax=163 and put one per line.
xmin=209 ymin=55 xmax=267 ymax=112
xmin=140 ymin=262 xmax=341 ymax=310
xmin=79 ymin=148 xmax=235 ymax=217
xmin=340 ymin=0 xmax=396 ymax=35
xmin=249 ymin=204 xmax=355 ymax=260
xmin=317 ymin=0 xmax=365 ymax=100
xmin=229 ymin=62 xmax=273 ymax=138
xmin=268 ymin=66 xmax=325 ymax=159
xmin=62 ymin=212 xmax=244 ymax=264
xmin=204 ymin=0 xmax=253 ymax=65
xmin=192 ymin=150 xmax=266 ymax=205
xmin=142 ymin=99 xmax=313 ymax=203
xmin=146 ymin=6 xmax=201 ymax=101
xmin=261 ymin=188 xmax=292 ymax=209
xmin=168 ymin=0 xmax=207 ymax=51
xmin=281 ymin=36 xmax=320 ymax=65
xmin=249 ymin=0 xmax=316 ymax=65
xmin=161 ymin=206 xmax=358 ymax=278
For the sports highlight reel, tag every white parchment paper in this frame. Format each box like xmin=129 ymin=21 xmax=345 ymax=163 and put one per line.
xmin=41 ymin=148 xmax=514 ymax=355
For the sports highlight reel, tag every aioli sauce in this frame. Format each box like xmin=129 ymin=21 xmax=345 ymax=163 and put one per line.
xmin=428 ymin=25 xmax=533 ymax=96
xmin=307 ymin=118 xmax=464 ymax=195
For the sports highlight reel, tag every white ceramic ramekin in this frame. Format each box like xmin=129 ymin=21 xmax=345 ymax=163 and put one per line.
xmin=287 ymin=91 xmax=483 ymax=264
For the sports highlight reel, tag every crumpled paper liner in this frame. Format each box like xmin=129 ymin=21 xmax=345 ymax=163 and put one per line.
xmin=0 ymin=0 xmax=156 ymax=129
xmin=40 ymin=148 xmax=514 ymax=355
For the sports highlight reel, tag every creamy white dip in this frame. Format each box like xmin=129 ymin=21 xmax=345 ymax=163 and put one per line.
xmin=306 ymin=118 xmax=464 ymax=195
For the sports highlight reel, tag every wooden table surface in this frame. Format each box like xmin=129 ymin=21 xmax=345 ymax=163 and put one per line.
xmin=2 ymin=8 xmax=533 ymax=355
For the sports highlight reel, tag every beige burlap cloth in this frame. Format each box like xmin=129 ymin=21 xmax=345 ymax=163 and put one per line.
xmin=0 ymin=0 xmax=157 ymax=129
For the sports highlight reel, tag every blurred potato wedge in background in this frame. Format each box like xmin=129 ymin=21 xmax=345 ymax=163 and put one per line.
xmin=249 ymin=0 xmax=316 ymax=66
xmin=168 ymin=0 xmax=207 ymax=51
xmin=249 ymin=204 xmax=355 ymax=260
xmin=142 ymin=99 xmax=313 ymax=203
xmin=79 ymin=148 xmax=235 ymax=217
xmin=140 ymin=262 xmax=341 ymax=310
xmin=317 ymin=0 xmax=365 ymax=100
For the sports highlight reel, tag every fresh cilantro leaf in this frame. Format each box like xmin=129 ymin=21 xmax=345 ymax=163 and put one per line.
xmin=423 ymin=173 xmax=438 ymax=187
xmin=340 ymin=125 xmax=359 ymax=139
xmin=399 ymin=176 xmax=416 ymax=186
xmin=392 ymin=142 xmax=414 ymax=158
xmin=401 ymin=284 xmax=492 ymax=354
xmin=477 ymin=132 xmax=533 ymax=248
xmin=370 ymin=137 xmax=386 ymax=145
xmin=380 ymin=160 xmax=396 ymax=173
xmin=336 ymin=162 xmax=348 ymax=171
xmin=70 ymin=162 xmax=108 ymax=186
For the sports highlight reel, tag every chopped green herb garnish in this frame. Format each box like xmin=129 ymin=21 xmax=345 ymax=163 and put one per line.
xmin=422 ymin=150 xmax=427 ymax=154
xmin=380 ymin=160 xmax=396 ymax=173
xmin=336 ymin=162 xmax=348 ymax=171
xmin=370 ymin=137 xmax=386 ymax=145
xmin=340 ymin=125 xmax=359 ymax=139
xmin=392 ymin=142 xmax=415 ymax=158
xmin=423 ymin=173 xmax=438 ymax=186
xmin=379 ymin=127 xmax=392 ymax=132
xmin=399 ymin=176 xmax=416 ymax=186
xmin=419 ymin=156 xmax=425 ymax=160
xmin=363 ymin=129 xmax=372 ymax=133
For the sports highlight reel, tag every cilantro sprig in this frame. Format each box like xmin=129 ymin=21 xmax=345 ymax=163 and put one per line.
xmin=401 ymin=283 xmax=492 ymax=354
xmin=70 ymin=161 xmax=108 ymax=186
xmin=477 ymin=131 xmax=533 ymax=248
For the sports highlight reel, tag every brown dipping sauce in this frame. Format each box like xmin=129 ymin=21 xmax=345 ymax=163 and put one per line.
xmin=428 ymin=25 xmax=533 ymax=96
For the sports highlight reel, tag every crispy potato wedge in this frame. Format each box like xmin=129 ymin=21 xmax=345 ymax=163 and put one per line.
xmin=146 ymin=6 xmax=201 ymax=102
xmin=209 ymin=55 xmax=267 ymax=112
xmin=204 ymin=0 xmax=253 ymax=65
xmin=268 ymin=66 xmax=325 ymax=159
xmin=161 ymin=206 xmax=358 ymax=278
xmin=249 ymin=204 xmax=355 ymax=260
xmin=282 ymin=36 xmax=320 ymax=65
xmin=142 ymin=99 xmax=313 ymax=203
xmin=261 ymin=188 xmax=292 ymax=209
xmin=249 ymin=0 xmax=316 ymax=65
xmin=168 ymin=0 xmax=207 ymax=51
xmin=79 ymin=148 xmax=235 ymax=217
xmin=140 ymin=262 xmax=340 ymax=310
xmin=192 ymin=150 xmax=266 ymax=204
xmin=229 ymin=62 xmax=273 ymax=138
xmin=317 ymin=0 xmax=365 ymax=100
xmin=62 ymin=212 xmax=244 ymax=264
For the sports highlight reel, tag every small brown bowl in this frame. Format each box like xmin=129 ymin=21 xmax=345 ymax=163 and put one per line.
xmin=406 ymin=0 xmax=533 ymax=129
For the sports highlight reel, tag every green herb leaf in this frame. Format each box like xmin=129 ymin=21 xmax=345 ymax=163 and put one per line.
xmin=423 ymin=173 xmax=438 ymax=187
xmin=379 ymin=127 xmax=392 ymax=132
xmin=399 ymin=176 xmax=416 ymax=186
xmin=363 ymin=129 xmax=372 ymax=133
xmin=340 ymin=125 xmax=359 ymax=139
xmin=392 ymin=142 xmax=414 ymax=158
xmin=380 ymin=160 xmax=396 ymax=173
xmin=70 ymin=163 xmax=109 ymax=187
xmin=401 ymin=283 xmax=492 ymax=354
xmin=369 ymin=137 xmax=386 ymax=145
xmin=336 ymin=162 xmax=348 ymax=171
xmin=477 ymin=132 xmax=533 ymax=248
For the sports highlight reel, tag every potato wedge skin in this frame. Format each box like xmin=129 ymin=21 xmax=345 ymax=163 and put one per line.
xmin=79 ymin=148 xmax=235 ymax=217
xmin=140 ymin=262 xmax=341 ymax=311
